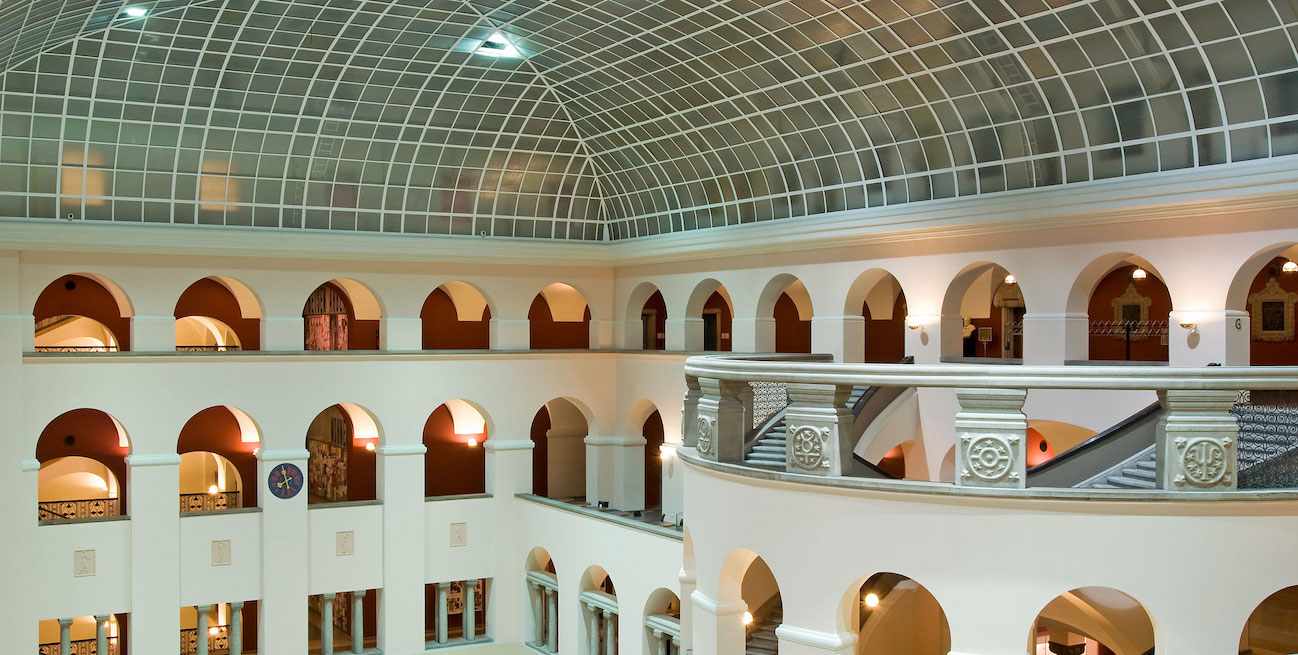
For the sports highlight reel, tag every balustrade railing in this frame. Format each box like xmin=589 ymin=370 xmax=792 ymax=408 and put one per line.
xmin=179 ymin=491 xmax=241 ymax=513
xmin=179 ymin=625 xmax=229 ymax=654
xmin=748 ymin=381 xmax=787 ymax=429
xmin=34 ymin=345 xmax=118 ymax=353
xmin=176 ymin=345 xmax=242 ymax=352
xmin=39 ymin=498 xmax=120 ymax=521
xmin=38 ymin=638 xmax=119 ymax=655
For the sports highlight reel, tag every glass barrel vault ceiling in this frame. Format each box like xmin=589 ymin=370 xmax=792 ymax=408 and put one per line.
xmin=0 ymin=0 xmax=1295 ymax=242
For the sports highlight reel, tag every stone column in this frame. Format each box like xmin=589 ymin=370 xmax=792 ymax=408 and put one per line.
xmin=680 ymin=377 xmax=701 ymax=448
xmin=671 ymin=635 xmax=680 ymax=654
xmin=954 ymin=389 xmax=1028 ymax=488
xmin=695 ymin=378 xmax=748 ymax=463
xmin=58 ymin=617 xmax=71 ymax=654
xmin=321 ymin=594 xmax=335 ymax=655
xmin=196 ymin=604 xmax=211 ymax=655
xmin=262 ymin=316 xmax=305 ymax=351
xmin=380 ymin=317 xmax=420 ymax=350
xmin=463 ymin=580 xmax=477 ymax=641
xmin=528 ymin=581 xmax=544 ymax=645
xmin=666 ymin=317 xmax=703 ymax=351
xmin=811 ymin=315 xmax=865 ymax=362
xmin=586 ymin=604 xmax=601 ymax=655
xmin=544 ymin=587 xmax=558 ymax=652
xmin=602 ymin=609 xmax=616 ymax=655
xmin=126 ymin=452 xmax=183 ymax=653
xmin=95 ymin=614 xmax=110 ymax=655
xmin=690 ymin=590 xmax=746 ymax=655
xmin=377 ymin=443 xmax=425 ymax=655
xmin=677 ymin=569 xmax=696 ymax=655
xmin=229 ymin=602 xmax=243 ymax=655
xmin=351 ymin=591 xmax=365 ymax=653
xmin=731 ymin=317 xmax=774 ymax=352
xmin=258 ymin=449 xmax=309 ymax=654
xmin=652 ymin=629 xmax=667 ymax=655
xmin=435 ymin=583 xmax=450 ymax=644
xmin=489 ymin=317 xmax=530 ymax=350
xmin=1155 ymin=389 xmax=1240 ymax=491
xmin=783 ymin=383 xmax=854 ymax=476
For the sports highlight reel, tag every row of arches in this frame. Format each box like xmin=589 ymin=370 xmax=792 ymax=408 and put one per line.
xmin=33 ymin=274 xmax=593 ymax=352
xmin=34 ymin=400 xmax=668 ymax=517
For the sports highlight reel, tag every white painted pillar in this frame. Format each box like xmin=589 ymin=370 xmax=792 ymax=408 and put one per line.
xmin=58 ymin=618 xmax=72 ymax=653
xmin=257 ymin=449 xmax=309 ymax=654
xmin=351 ymin=591 xmax=365 ymax=654
xmin=380 ymin=316 xmax=421 ymax=351
xmin=229 ymin=602 xmax=242 ymax=655
xmin=377 ymin=444 xmax=425 ymax=654
xmin=527 ymin=582 xmax=544 ymax=646
xmin=602 ymin=609 xmax=616 ymax=655
xmin=938 ymin=314 xmax=964 ymax=360
xmin=591 ymin=319 xmax=618 ymax=349
xmin=463 ymin=580 xmax=476 ymax=641
xmin=590 ymin=435 xmax=647 ymax=511
xmin=730 ymin=317 xmax=774 ymax=352
xmin=586 ymin=604 xmax=600 ymax=655
xmin=262 ymin=316 xmax=305 ymax=351
xmin=126 ymin=453 xmax=182 ymax=655
xmin=485 ymin=439 xmax=533 ymax=645
xmin=690 ymin=590 xmax=746 ymax=655
xmin=489 ymin=317 xmax=530 ymax=350
xmin=677 ymin=570 xmax=696 ymax=654
xmin=95 ymin=614 xmax=110 ymax=655
xmin=666 ymin=317 xmax=703 ymax=351
xmin=810 ymin=315 xmax=864 ymax=362
xmin=436 ymin=582 xmax=450 ymax=644
xmin=196 ymin=604 xmax=211 ymax=655
xmin=1169 ymin=309 xmax=1249 ymax=366
xmin=904 ymin=316 xmax=940 ymax=364
xmin=321 ymin=593 xmax=336 ymax=655
xmin=544 ymin=588 xmax=558 ymax=652
xmin=775 ymin=625 xmax=856 ymax=655
xmin=0 ymin=273 xmax=34 ymax=655
xmin=131 ymin=315 xmax=175 ymax=351
xmin=1021 ymin=313 xmax=1087 ymax=364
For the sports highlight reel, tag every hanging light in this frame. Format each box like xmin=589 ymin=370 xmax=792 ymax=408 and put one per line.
xmin=1131 ymin=267 xmax=1148 ymax=280
xmin=1284 ymin=260 xmax=1298 ymax=273
xmin=864 ymin=592 xmax=880 ymax=608
xmin=1003 ymin=274 xmax=1017 ymax=285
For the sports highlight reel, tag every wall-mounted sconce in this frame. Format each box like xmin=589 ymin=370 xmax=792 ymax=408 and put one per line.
xmin=1178 ymin=322 xmax=1198 ymax=332
xmin=659 ymin=444 xmax=677 ymax=460
xmin=905 ymin=314 xmax=936 ymax=333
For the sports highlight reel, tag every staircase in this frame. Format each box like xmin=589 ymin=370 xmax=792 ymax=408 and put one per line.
xmin=746 ymin=605 xmax=781 ymax=655
xmin=743 ymin=387 xmax=868 ymax=468
xmin=1234 ymin=391 xmax=1298 ymax=488
xmin=1084 ymin=447 xmax=1156 ymax=489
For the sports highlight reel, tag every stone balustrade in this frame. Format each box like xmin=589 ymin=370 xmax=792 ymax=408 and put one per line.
xmin=579 ymin=589 xmax=618 ymax=655
xmin=526 ymin=570 xmax=559 ymax=653
xmin=644 ymin=613 xmax=681 ymax=655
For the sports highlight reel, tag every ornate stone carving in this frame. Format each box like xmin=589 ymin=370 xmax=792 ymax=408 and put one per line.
xmin=961 ymin=435 xmax=1019 ymax=483
xmin=789 ymin=425 xmax=831 ymax=471
xmin=1174 ymin=436 xmax=1232 ymax=487
xmin=1111 ymin=282 xmax=1153 ymax=340
xmin=696 ymin=415 xmax=714 ymax=456
xmin=1248 ymin=277 xmax=1297 ymax=342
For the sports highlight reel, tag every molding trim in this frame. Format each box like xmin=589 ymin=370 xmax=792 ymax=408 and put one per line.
xmin=774 ymin=625 xmax=858 ymax=649
xmin=484 ymin=439 xmax=535 ymax=452
xmin=377 ymin=444 xmax=426 ymax=456
xmin=689 ymin=590 xmax=747 ymax=616
xmin=22 ymin=458 xmax=40 ymax=472
xmin=678 ymin=569 xmax=697 ymax=584
xmin=257 ymin=448 xmax=310 ymax=461
xmin=584 ymin=435 xmax=648 ymax=446
xmin=125 ymin=453 xmax=182 ymax=467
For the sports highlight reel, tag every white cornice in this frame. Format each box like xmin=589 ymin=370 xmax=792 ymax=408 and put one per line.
xmin=2 ymin=157 xmax=1296 ymax=266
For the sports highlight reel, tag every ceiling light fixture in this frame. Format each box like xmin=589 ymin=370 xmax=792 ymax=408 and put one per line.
xmin=1003 ymin=274 xmax=1016 ymax=285
xmin=1131 ymin=267 xmax=1147 ymax=280
xmin=864 ymin=592 xmax=879 ymax=608
xmin=122 ymin=6 xmax=148 ymax=18
xmin=1284 ymin=260 xmax=1298 ymax=273
xmin=477 ymin=32 xmax=520 ymax=58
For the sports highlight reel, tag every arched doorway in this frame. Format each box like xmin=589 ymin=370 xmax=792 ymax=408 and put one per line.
xmin=758 ymin=275 xmax=812 ymax=354
xmin=1241 ymin=586 xmax=1298 ymax=653
xmin=849 ymin=572 xmax=950 ymax=655
xmin=524 ymin=548 xmax=559 ymax=651
xmin=1085 ymin=262 xmax=1170 ymax=362
xmin=579 ymin=566 xmax=618 ymax=655
xmin=530 ymin=398 xmax=589 ymax=501
xmin=686 ymin=279 xmax=733 ymax=352
xmin=303 ymin=280 xmax=381 ymax=351
xmin=421 ymin=281 xmax=491 ymax=349
xmin=1232 ymin=247 xmax=1298 ymax=365
xmin=643 ymin=410 xmax=665 ymax=509
xmin=423 ymin=399 xmax=489 ymax=497
xmin=643 ymin=588 xmax=682 ymax=655
xmin=36 ymin=409 xmax=130 ymax=520
xmin=177 ymin=406 xmax=260 ymax=510
xmin=34 ymin=274 xmax=131 ymax=351
xmin=943 ymin=263 xmax=1024 ymax=360
xmin=1030 ymin=587 xmax=1154 ymax=655
xmin=530 ymin=283 xmax=591 ymax=349
xmin=305 ymin=404 xmax=379 ymax=504
xmin=846 ymin=269 xmax=908 ymax=363
xmin=175 ymin=276 xmax=261 ymax=351
xmin=626 ymin=282 xmax=668 ymax=350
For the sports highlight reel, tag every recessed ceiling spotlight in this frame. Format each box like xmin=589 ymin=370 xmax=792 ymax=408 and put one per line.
xmin=477 ymin=32 xmax=520 ymax=58
xmin=122 ymin=6 xmax=148 ymax=18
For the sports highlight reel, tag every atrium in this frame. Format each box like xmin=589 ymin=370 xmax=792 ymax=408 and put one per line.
xmin=3 ymin=1 xmax=1298 ymax=654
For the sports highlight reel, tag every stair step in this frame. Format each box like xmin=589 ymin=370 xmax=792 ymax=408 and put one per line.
xmin=752 ymin=445 xmax=785 ymax=453
xmin=1124 ymin=467 xmax=1156 ymax=481
xmin=1106 ymin=475 xmax=1157 ymax=489
xmin=1135 ymin=460 xmax=1156 ymax=470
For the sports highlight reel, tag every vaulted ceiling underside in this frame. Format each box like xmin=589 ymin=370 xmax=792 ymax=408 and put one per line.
xmin=0 ymin=0 xmax=1294 ymax=242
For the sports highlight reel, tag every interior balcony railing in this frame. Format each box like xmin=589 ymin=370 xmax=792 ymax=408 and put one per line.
xmin=176 ymin=345 xmax=242 ymax=352
xmin=38 ymin=498 xmax=120 ymax=521
xmin=38 ymin=638 xmax=119 ymax=655
xmin=180 ymin=626 xmax=230 ymax=655
xmin=643 ymin=613 xmax=680 ymax=655
xmin=682 ymin=354 xmax=1298 ymax=493
xmin=180 ymin=492 xmax=241 ymax=513
xmin=33 ymin=345 xmax=119 ymax=353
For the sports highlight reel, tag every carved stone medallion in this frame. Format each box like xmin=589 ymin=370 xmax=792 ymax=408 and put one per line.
xmin=1177 ymin=436 xmax=1230 ymax=486
xmin=696 ymin=415 xmax=714 ymax=456
xmin=965 ymin=436 xmax=1015 ymax=481
xmin=789 ymin=425 xmax=830 ymax=470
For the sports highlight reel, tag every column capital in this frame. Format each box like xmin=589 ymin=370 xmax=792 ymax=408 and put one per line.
xmin=352 ymin=589 xmax=366 ymax=598
xmin=57 ymin=617 xmax=74 ymax=627
xmin=321 ymin=592 xmax=337 ymax=601
xmin=196 ymin=604 xmax=212 ymax=612
xmin=437 ymin=581 xmax=453 ymax=590
xmin=230 ymin=601 xmax=244 ymax=610
xmin=94 ymin=614 xmax=111 ymax=621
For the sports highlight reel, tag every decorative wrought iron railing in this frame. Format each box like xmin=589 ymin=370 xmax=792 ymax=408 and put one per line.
xmin=179 ymin=491 xmax=241 ymax=513
xmin=34 ymin=345 xmax=119 ymax=353
xmin=176 ymin=345 xmax=242 ymax=352
xmin=39 ymin=498 xmax=120 ymax=521
xmin=749 ymin=381 xmax=788 ymax=429
xmin=179 ymin=625 xmax=230 ymax=655
xmin=1088 ymin=320 xmax=1169 ymax=339
xmin=38 ymin=638 xmax=119 ymax=655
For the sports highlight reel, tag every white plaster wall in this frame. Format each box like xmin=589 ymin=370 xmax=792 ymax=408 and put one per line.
xmin=178 ymin=511 xmax=261 ymax=606
xmin=307 ymin=503 xmax=384 ymax=595
xmin=35 ymin=520 xmax=130 ymax=618
xmin=425 ymin=497 xmax=496 ymax=583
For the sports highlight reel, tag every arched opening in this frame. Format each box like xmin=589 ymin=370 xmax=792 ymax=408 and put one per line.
xmin=1230 ymin=246 xmax=1298 ymax=365
xmin=39 ymin=614 xmax=126 ymax=654
xmin=421 ymin=281 xmax=491 ymax=349
xmin=179 ymin=602 xmax=258 ymax=655
xmin=34 ymin=274 xmax=131 ymax=351
xmin=759 ymin=275 xmax=813 ymax=354
xmin=627 ymin=283 xmax=668 ymax=350
xmin=738 ymin=555 xmax=781 ymax=652
xmin=524 ymin=548 xmax=559 ymax=651
xmin=943 ymin=263 xmax=1024 ymax=360
xmin=877 ymin=444 xmax=907 ymax=478
xmin=1241 ymin=585 xmax=1298 ymax=653
xmin=846 ymin=270 xmax=908 ymax=363
xmin=530 ymin=398 xmax=589 ymax=501
xmin=177 ymin=406 xmax=260 ymax=510
xmin=36 ymin=409 xmax=129 ymax=520
xmin=530 ymin=282 xmax=591 ymax=349
xmin=686 ymin=279 xmax=733 ymax=352
xmin=848 ymin=573 xmax=950 ymax=655
xmin=1024 ymin=427 xmax=1057 ymax=468
xmin=175 ymin=276 xmax=261 ymax=351
xmin=305 ymin=403 xmax=379 ymax=504
xmin=423 ymin=399 xmax=489 ymax=497
xmin=1085 ymin=262 xmax=1171 ymax=362
xmin=643 ymin=588 xmax=682 ymax=655
xmin=579 ymin=566 xmax=618 ymax=655
xmin=303 ymin=280 xmax=381 ymax=351
xmin=643 ymin=410 xmax=665 ymax=509
xmin=1030 ymin=587 xmax=1154 ymax=655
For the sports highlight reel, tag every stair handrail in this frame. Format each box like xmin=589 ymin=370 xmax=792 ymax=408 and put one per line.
xmin=1026 ymin=402 xmax=1161 ymax=479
